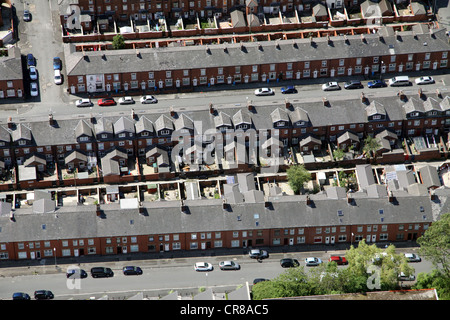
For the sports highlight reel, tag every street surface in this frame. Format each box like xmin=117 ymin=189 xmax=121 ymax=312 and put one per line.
xmin=0 ymin=246 xmax=433 ymax=300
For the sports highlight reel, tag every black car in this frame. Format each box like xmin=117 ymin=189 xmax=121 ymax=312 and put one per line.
xmin=281 ymin=86 xmax=297 ymax=94
xmin=344 ymin=80 xmax=363 ymax=89
xmin=34 ymin=290 xmax=54 ymax=300
xmin=90 ymin=267 xmax=114 ymax=278
xmin=12 ymin=292 xmax=30 ymax=300
xmin=249 ymin=249 xmax=269 ymax=260
xmin=123 ymin=266 xmax=143 ymax=275
xmin=66 ymin=268 xmax=88 ymax=279
xmin=280 ymin=258 xmax=300 ymax=268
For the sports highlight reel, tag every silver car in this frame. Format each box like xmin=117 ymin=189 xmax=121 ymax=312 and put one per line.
xmin=219 ymin=261 xmax=240 ymax=270
xmin=140 ymin=95 xmax=158 ymax=104
xmin=404 ymin=253 xmax=421 ymax=262
xmin=305 ymin=257 xmax=323 ymax=266
xmin=118 ymin=96 xmax=135 ymax=105
xmin=254 ymin=88 xmax=274 ymax=96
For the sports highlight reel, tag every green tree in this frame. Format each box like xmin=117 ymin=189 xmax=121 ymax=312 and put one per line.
xmin=251 ymin=268 xmax=311 ymax=300
xmin=286 ymin=165 xmax=311 ymax=194
xmin=112 ymin=34 xmax=125 ymax=50
xmin=417 ymin=212 xmax=450 ymax=278
xmin=362 ymin=135 xmax=381 ymax=158
xmin=333 ymin=148 xmax=345 ymax=161
xmin=413 ymin=270 xmax=450 ymax=300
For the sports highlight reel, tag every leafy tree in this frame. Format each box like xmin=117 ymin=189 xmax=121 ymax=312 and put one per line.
xmin=251 ymin=268 xmax=310 ymax=300
xmin=333 ymin=148 xmax=345 ymax=161
xmin=286 ymin=165 xmax=311 ymax=194
xmin=417 ymin=212 xmax=450 ymax=278
xmin=362 ymin=135 xmax=381 ymax=158
xmin=413 ymin=270 xmax=450 ymax=300
xmin=112 ymin=34 xmax=125 ymax=50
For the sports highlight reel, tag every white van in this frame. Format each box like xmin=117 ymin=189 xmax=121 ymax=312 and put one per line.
xmin=388 ymin=76 xmax=411 ymax=87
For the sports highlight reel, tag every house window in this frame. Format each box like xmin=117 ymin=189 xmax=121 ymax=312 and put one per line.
xmin=148 ymin=72 xmax=154 ymax=79
xmin=304 ymin=62 xmax=310 ymax=69
xmin=166 ymin=71 xmax=172 ymax=78
xmin=339 ymin=59 xmax=344 ymax=66
xmin=321 ymin=61 xmax=327 ymax=67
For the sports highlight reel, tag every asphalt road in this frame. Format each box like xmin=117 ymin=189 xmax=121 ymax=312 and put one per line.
xmin=0 ymin=246 xmax=433 ymax=300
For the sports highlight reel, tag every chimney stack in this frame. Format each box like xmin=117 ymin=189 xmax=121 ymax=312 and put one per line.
xmin=7 ymin=117 xmax=13 ymax=129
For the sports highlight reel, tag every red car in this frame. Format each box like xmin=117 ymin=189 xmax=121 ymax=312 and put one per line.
xmin=329 ymin=256 xmax=348 ymax=265
xmin=97 ymin=98 xmax=116 ymax=106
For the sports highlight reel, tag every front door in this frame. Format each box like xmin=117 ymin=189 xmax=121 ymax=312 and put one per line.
xmin=371 ymin=234 xmax=377 ymax=242
xmin=289 ymin=238 xmax=294 ymax=245
xmin=164 ymin=244 xmax=170 ymax=251
xmin=330 ymin=236 xmax=335 ymax=245
xmin=325 ymin=236 xmax=330 ymax=245
xmin=366 ymin=235 xmax=371 ymax=243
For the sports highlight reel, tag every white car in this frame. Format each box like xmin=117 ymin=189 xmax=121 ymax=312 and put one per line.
xmin=254 ymin=88 xmax=274 ymax=96
xmin=140 ymin=95 xmax=158 ymax=104
xmin=322 ymin=82 xmax=341 ymax=91
xmin=30 ymin=82 xmax=38 ymax=97
xmin=194 ymin=262 xmax=214 ymax=272
xmin=415 ymin=76 xmax=435 ymax=85
xmin=29 ymin=66 xmax=37 ymax=81
xmin=75 ymin=98 xmax=92 ymax=107
xmin=305 ymin=257 xmax=323 ymax=266
xmin=54 ymin=70 xmax=62 ymax=85
xmin=118 ymin=96 xmax=135 ymax=105
xmin=404 ymin=253 xmax=422 ymax=263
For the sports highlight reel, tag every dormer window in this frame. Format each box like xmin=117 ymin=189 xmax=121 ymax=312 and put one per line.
xmin=18 ymin=140 xmax=26 ymax=145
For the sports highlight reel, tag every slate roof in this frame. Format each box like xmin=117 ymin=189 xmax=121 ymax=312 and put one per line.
xmin=114 ymin=116 xmax=135 ymax=134
xmin=0 ymin=192 xmax=442 ymax=243
xmin=94 ymin=117 xmax=114 ymax=135
xmin=74 ymin=119 xmax=93 ymax=139
xmin=65 ymin=26 xmax=450 ymax=77
xmin=0 ymin=46 xmax=23 ymax=81
xmin=135 ymin=116 xmax=154 ymax=134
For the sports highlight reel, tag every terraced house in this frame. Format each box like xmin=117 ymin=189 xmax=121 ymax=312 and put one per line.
xmin=64 ymin=24 xmax=449 ymax=95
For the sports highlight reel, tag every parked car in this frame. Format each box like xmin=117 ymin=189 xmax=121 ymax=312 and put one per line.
xmin=66 ymin=268 xmax=88 ymax=279
xmin=253 ymin=278 xmax=269 ymax=285
xmin=123 ymin=266 xmax=143 ymax=275
xmin=249 ymin=249 xmax=269 ymax=260
xmin=23 ymin=10 xmax=31 ymax=22
xmin=97 ymin=98 xmax=116 ymax=106
xmin=404 ymin=253 xmax=422 ymax=263
xmin=305 ymin=257 xmax=323 ymax=266
xmin=194 ymin=262 xmax=214 ymax=272
xmin=415 ymin=76 xmax=435 ymax=85
xmin=27 ymin=53 xmax=35 ymax=67
xmin=34 ymin=290 xmax=54 ymax=300
xmin=30 ymin=82 xmax=38 ymax=97
xmin=140 ymin=95 xmax=158 ymax=104
xmin=254 ymin=88 xmax=275 ymax=96
xmin=75 ymin=98 xmax=92 ymax=107
xmin=29 ymin=66 xmax=37 ymax=81
xmin=53 ymin=57 xmax=61 ymax=70
xmin=280 ymin=258 xmax=299 ymax=268
xmin=12 ymin=292 xmax=30 ymax=300
xmin=367 ymin=79 xmax=387 ymax=88
xmin=90 ymin=267 xmax=114 ymax=278
xmin=280 ymin=86 xmax=297 ymax=94
xmin=344 ymin=80 xmax=363 ymax=89
xmin=219 ymin=261 xmax=240 ymax=270
xmin=54 ymin=69 xmax=62 ymax=85
xmin=118 ymin=96 xmax=135 ymax=105
xmin=329 ymin=256 xmax=348 ymax=265
xmin=322 ymin=82 xmax=340 ymax=91
xmin=388 ymin=76 xmax=411 ymax=87
xmin=398 ymin=272 xmax=416 ymax=281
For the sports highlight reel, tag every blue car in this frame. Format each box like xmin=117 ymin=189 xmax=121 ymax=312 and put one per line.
xmin=53 ymin=57 xmax=61 ymax=70
xmin=367 ymin=80 xmax=387 ymax=88
xmin=27 ymin=53 xmax=35 ymax=67
xmin=12 ymin=292 xmax=30 ymax=300
xmin=281 ymin=86 xmax=297 ymax=94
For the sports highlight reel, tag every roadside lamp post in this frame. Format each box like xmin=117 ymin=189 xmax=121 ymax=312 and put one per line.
xmin=53 ymin=247 xmax=57 ymax=267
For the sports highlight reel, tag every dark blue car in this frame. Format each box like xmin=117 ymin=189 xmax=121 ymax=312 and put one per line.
xmin=12 ymin=292 xmax=30 ymax=300
xmin=123 ymin=266 xmax=143 ymax=275
xmin=281 ymin=86 xmax=297 ymax=94
xmin=53 ymin=57 xmax=61 ymax=70
xmin=27 ymin=53 xmax=35 ymax=67
xmin=367 ymin=80 xmax=387 ymax=88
